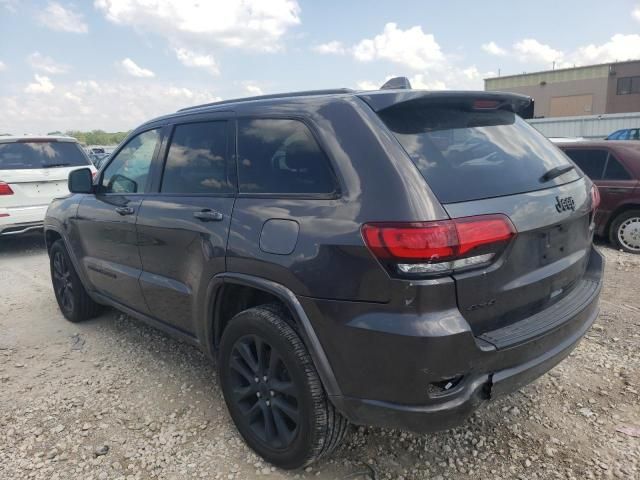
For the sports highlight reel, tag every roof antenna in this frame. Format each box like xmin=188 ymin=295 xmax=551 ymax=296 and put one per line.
xmin=380 ymin=77 xmax=412 ymax=90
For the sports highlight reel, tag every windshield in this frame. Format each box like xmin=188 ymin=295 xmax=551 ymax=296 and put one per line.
xmin=379 ymin=106 xmax=581 ymax=203
xmin=0 ymin=141 xmax=90 ymax=170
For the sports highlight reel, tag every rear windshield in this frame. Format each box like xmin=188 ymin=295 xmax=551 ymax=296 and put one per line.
xmin=0 ymin=141 xmax=90 ymax=170
xmin=379 ymin=106 xmax=580 ymax=203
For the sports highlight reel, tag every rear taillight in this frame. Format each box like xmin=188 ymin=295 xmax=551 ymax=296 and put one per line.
xmin=362 ymin=214 xmax=516 ymax=277
xmin=0 ymin=182 xmax=14 ymax=195
xmin=591 ymin=184 xmax=600 ymax=211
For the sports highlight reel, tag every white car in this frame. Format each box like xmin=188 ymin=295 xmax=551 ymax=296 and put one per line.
xmin=0 ymin=136 xmax=96 ymax=236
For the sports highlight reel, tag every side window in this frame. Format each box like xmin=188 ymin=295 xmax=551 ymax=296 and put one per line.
xmin=101 ymin=129 xmax=160 ymax=193
xmin=237 ymin=118 xmax=336 ymax=195
xmin=161 ymin=121 xmax=232 ymax=194
xmin=564 ymin=149 xmax=607 ymax=180
xmin=603 ymin=156 xmax=631 ymax=180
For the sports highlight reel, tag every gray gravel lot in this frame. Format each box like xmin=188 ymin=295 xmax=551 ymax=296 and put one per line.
xmin=0 ymin=233 xmax=638 ymax=480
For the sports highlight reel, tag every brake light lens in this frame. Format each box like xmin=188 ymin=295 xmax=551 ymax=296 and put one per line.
xmin=362 ymin=214 xmax=516 ymax=277
xmin=0 ymin=181 xmax=14 ymax=195
xmin=590 ymin=184 xmax=600 ymax=211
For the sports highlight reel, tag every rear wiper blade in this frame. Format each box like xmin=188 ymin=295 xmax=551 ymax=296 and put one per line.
xmin=540 ymin=164 xmax=575 ymax=182
xmin=43 ymin=163 xmax=71 ymax=168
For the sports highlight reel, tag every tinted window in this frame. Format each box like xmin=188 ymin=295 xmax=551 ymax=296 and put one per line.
xmin=161 ymin=122 xmax=232 ymax=194
xmin=379 ymin=107 xmax=580 ymax=203
xmin=0 ymin=141 xmax=90 ymax=170
xmin=617 ymin=77 xmax=632 ymax=95
xmin=563 ymin=149 xmax=607 ymax=179
xmin=237 ymin=118 xmax=336 ymax=194
xmin=101 ymin=129 xmax=159 ymax=194
xmin=603 ymin=156 xmax=631 ymax=180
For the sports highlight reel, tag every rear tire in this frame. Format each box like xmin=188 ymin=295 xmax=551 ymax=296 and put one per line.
xmin=609 ymin=210 xmax=640 ymax=254
xmin=218 ymin=304 xmax=349 ymax=469
xmin=50 ymin=239 xmax=102 ymax=322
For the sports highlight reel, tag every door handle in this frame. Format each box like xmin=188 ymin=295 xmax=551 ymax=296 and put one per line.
xmin=115 ymin=206 xmax=135 ymax=216
xmin=193 ymin=209 xmax=223 ymax=222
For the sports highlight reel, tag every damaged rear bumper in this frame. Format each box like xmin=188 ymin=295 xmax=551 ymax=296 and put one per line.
xmin=323 ymin=248 xmax=603 ymax=433
xmin=331 ymin=294 xmax=598 ymax=433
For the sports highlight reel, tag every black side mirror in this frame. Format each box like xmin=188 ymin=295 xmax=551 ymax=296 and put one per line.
xmin=68 ymin=168 xmax=94 ymax=194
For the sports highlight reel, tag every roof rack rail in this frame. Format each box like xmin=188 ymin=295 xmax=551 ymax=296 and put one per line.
xmin=177 ymin=88 xmax=355 ymax=112
xmin=380 ymin=77 xmax=412 ymax=90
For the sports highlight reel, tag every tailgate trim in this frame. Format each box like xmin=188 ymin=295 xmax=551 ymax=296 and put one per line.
xmin=478 ymin=248 xmax=603 ymax=349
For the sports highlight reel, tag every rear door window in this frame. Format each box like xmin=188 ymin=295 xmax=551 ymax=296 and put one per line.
xmin=161 ymin=121 xmax=233 ymax=194
xmin=563 ymin=149 xmax=607 ymax=180
xmin=379 ymin=106 xmax=580 ymax=203
xmin=0 ymin=141 xmax=90 ymax=170
xmin=237 ymin=118 xmax=336 ymax=195
xmin=603 ymin=155 xmax=631 ymax=180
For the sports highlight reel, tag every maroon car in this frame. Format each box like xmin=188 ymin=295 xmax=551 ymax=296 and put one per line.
xmin=558 ymin=140 xmax=640 ymax=253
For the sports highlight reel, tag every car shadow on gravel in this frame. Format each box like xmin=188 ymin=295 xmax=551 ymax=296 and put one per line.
xmin=0 ymin=231 xmax=46 ymax=257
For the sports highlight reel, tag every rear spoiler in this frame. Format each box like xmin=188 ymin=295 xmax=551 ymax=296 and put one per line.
xmin=357 ymin=89 xmax=534 ymax=119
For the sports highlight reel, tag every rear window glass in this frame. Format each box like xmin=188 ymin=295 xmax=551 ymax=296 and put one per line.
xmin=237 ymin=118 xmax=336 ymax=195
xmin=604 ymin=156 xmax=631 ymax=180
xmin=379 ymin=107 xmax=580 ymax=203
xmin=0 ymin=141 xmax=90 ymax=170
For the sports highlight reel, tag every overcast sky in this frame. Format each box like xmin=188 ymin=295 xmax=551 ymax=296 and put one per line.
xmin=1 ymin=0 xmax=639 ymax=133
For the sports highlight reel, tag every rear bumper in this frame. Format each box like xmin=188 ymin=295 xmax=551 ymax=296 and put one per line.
xmin=302 ymin=247 xmax=604 ymax=433
xmin=0 ymin=205 xmax=47 ymax=235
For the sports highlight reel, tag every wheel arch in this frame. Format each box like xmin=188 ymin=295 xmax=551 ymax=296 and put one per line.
xmin=204 ymin=273 xmax=342 ymax=397
xmin=605 ymin=203 xmax=640 ymax=237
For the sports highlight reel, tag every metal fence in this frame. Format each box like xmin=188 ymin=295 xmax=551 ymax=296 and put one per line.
xmin=527 ymin=112 xmax=640 ymax=139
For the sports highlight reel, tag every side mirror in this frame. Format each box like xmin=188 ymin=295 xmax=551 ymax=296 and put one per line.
xmin=68 ymin=168 xmax=94 ymax=194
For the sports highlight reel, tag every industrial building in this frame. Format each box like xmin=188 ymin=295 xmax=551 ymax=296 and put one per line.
xmin=485 ymin=60 xmax=640 ymax=118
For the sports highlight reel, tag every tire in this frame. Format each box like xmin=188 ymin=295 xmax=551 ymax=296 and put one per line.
xmin=609 ymin=209 xmax=640 ymax=254
xmin=50 ymin=239 xmax=102 ymax=322
xmin=218 ymin=304 xmax=349 ymax=469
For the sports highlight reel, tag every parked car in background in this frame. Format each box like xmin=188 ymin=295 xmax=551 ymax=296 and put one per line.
xmin=0 ymin=135 xmax=96 ymax=236
xmin=606 ymin=128 xmax=640 ymax=140
xmin=45 ymin=85 xmax=603 ymax=468
xmin=558 ymin=140 xmax=640 ymax=253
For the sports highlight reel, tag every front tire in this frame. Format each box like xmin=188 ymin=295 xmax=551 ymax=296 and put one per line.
xmin=609 ymin=210 xmax=640 ymax=254
xmin=50 ymin=239 xmax=102 ymax=322
xmin=219 ymin=305 xmax=348 ymax=469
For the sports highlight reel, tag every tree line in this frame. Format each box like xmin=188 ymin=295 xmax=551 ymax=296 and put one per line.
xmin=47 ymin=130 xmax=130 ymax=146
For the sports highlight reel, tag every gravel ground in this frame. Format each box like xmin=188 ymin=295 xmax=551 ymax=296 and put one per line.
xmin=0 ymin=234 xmax=638 ymax=480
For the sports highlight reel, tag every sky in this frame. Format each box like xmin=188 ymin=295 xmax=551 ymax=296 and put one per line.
xmin=1 ymin=0 xmax=640 ymax=133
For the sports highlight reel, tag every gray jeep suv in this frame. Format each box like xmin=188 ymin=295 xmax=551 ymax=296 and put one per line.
xmin=45 ymin=80 xmax=604 ymax=469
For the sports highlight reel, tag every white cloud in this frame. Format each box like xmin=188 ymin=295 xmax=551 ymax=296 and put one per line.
xmin=0 ymin=60 xmax=6 ymax=72
xmin=357 ymin=66 xmax=491 ymax=92
xmin=38 ymin=2 xmax=88 ymax=33
xmin=27 ymin=52 xmax=70 ymax=75
xmin=312 ymin=41 xmax=346 ymax=55
xmin=352 ymin=23 xmax=444 ymax=70
xmin=95 ymin=0 xmax=300 ymax=52
xmin=174 ymin=48 xmax=219 ymax=76
xmin=0 ymin=0 xmax=17 ymax=12
xmin=513 ymin=38 xmax=564 ymax=65
xmin=120 ymin=58 xmax=155 ymax=78
xmin=572 ymin=34 xmax=640 ymax=65
xmin=25 ymin=75 xmax=55 ymax=94
xmin=633 ymin=6 xmax=640 ymax=22
xmin=482 ymin=41 xmax=507 ymax=56
xmin=244 ymin=84 xmax=264 ymax=96
xmin=2 ymin=80 xmax=221 ymax=133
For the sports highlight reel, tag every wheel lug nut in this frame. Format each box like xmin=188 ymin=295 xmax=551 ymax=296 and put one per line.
xmin=263 ymin=376 xmax=268 ymax=382
xmin=265 ymin=400 xmax=270 ymax=406
xmin=270 ymin=390 xmax=275 ymax=397
xmin=256 ymin=392 xmax=261 ymax=398
xmin=254 ymin=377 xmax=259 ymax=383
